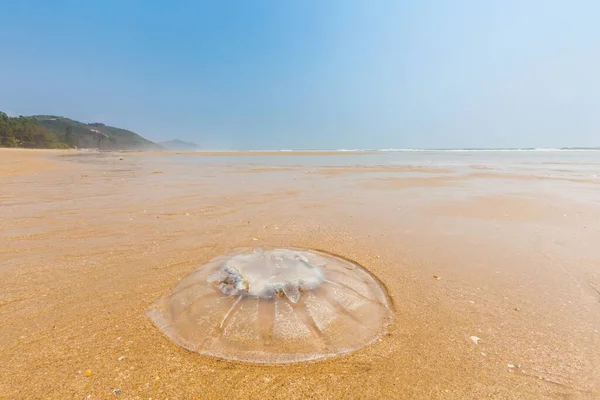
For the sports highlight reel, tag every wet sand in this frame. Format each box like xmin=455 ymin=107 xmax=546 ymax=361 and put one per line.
xmin=127 ymin=150 xmax=377 ymax=157
xmin=1 ymin=149 xmax=599 ymax=399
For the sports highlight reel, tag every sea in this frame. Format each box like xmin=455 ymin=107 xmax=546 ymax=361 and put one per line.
xmin=142 ymin=148 xmax=600 ymax=181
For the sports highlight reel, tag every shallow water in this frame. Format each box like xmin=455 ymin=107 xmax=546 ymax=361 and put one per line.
xmin=136 ymin=150 xmax=600 ymax=178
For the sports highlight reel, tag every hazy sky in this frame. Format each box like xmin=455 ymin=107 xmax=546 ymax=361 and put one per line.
xmin=1 ymin=1 xmax=598 ymax=149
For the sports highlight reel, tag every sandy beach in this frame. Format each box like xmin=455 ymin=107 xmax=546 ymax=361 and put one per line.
xmin=1 ymin=149 xmax=599 ymax=399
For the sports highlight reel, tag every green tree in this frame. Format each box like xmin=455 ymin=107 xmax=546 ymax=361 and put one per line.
xmin=98 ymin=134 xmax=107 ymax=149
xmin=0 ymin=111 xmax=82 ymax=148
xmin=32 ymin=126 xmax=58 ymax=148
xmin=13 ymin=116 xmax=35 ymax=147
xmin=0 ymin=112 xmax=16 ymax=147
xmin=64 ymin=127 xmax=76 ymax=147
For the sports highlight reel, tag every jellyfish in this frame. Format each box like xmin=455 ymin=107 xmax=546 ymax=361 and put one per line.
xmin=147 ymin=248 xmax=392 ymax=364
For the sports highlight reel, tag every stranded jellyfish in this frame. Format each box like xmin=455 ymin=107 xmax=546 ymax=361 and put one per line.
xmin=147 ymin=248 xmax=392 ymax=364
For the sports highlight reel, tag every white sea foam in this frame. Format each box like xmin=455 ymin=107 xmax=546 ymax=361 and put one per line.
xmin=270 ymin=148 xmax=600 ymax=153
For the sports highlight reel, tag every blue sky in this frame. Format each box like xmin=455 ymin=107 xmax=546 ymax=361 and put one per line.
xmin=1 ymin=0 xmax=599 ymax=149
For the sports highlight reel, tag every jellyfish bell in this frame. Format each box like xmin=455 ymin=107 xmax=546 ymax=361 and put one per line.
xmin=147 ymin=248 xmax=392 ymax=364
xmin=209 ymin=249 xmax=325 ymax=302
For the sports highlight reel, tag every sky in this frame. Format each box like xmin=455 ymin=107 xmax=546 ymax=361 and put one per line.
xmin=1 ymin=0 xmax=599 ymax=149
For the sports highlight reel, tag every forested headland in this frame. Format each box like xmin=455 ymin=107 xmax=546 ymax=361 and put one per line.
xmin=0 ymin=111 xmax=162 ymax=150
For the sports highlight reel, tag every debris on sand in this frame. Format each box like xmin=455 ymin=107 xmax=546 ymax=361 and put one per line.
xmin=470 ymin=336 xmax=481 ymax=345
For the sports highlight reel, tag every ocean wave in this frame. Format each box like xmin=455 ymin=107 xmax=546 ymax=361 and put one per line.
xmin=265 ymin=148 xmax=600 ymax=153
xmin=374 ymin=148 xmax=600 ymax=152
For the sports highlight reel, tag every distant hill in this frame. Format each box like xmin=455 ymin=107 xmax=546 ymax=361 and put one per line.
xmin=1 ymin=111 xmax=162 ymax=150
xmin=159 ymin=139 xmax=200 ymax=151
xmin=33 ymin=116 xmax=162 ymax=150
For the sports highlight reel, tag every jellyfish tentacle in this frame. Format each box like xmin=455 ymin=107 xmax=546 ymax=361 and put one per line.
xmin=322 ymin=279 xmax=381 ymax=304
xmin=298 ymin=297 xmax=330 ymax=344
xmin=219 ymin=295 xmax=244 ymax=329
xmin=321 ymin=288 xmax=380 ymax=334
xmin=171 ymin=292 xmax=216 ymax=322
xmin=282 ymin=282 xmax=300 ymax=303
xmin=326 ymin=267 xmax=376 ymax=286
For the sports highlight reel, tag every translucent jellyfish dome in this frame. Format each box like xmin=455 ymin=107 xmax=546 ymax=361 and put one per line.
xmin=147 ymin=248 xmax=392 ymax=364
